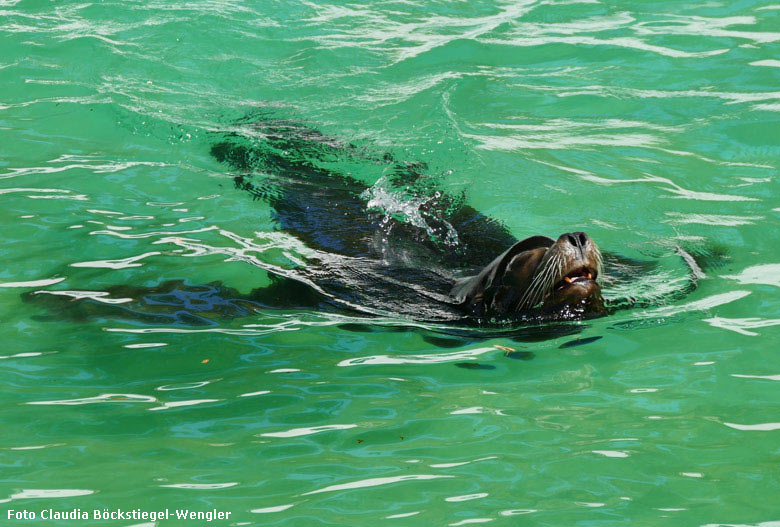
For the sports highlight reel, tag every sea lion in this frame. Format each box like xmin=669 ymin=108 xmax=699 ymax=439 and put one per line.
xmin=24 ymin=114 xmax=709 ymax=331
xmin=209 ymin=117 xmax=610 ymax=323
xmin=451 ymin=232 xmax=605 ymax=320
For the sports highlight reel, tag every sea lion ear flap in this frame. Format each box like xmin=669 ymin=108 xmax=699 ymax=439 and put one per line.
xmin=450 ymin=235 xmax=555 ymax=305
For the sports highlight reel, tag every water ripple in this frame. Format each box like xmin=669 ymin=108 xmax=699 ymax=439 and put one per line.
xmin=723 ymin=422 xmax=780 ymax=432
xmin=239 ymin=390 xmax=271 ymax=397
xmin=634 ymin=15 xmax=780 ymax=44
xmin=592 ymin=450 xmax=630 ymax=458
xmin=159 ymin=482 xmax=238 ymax=489
xmin=250 ymin=503 xmax=296 ymax=514
xmin=260 ymin=424 xmax=358 ymax=438
xmin=487 ymin=35 xmax=729 ymax=58
xmin=731 ymin=374 xmax=780 ymax=382
xmin=515 ymin=83 xmax=780 ymax=107
xmin=637 ymin=290 xmax=751 ymax=319
xmin=0 ymin=276 xmax=65 ymax=288
xmin=0 ymin=158 xmax=172 ymax=180
xmin=0 ymin=489 xmax=94 ymax=504
xmin=704 ymin=317 xmax=780 ymax=336
xmin=27 ymin=393 xmax=157 ymax=405
xmin=545 ymin=164 xmax=758 ymax=202
xmin=156 ymin=380 xmax=216 ymax=391
xmin=307 ymin=0 xmax=539 ymax=66
xmin=664 ymin=212 xmax=762 ymax=226
xmin=445 ymin=493 xmax=489 ymax=502
xmin=450 ymin=519 xmax=493 ymax=526
xmin=725 ymin=264 xmax=780 ymax=288
xmin=7 ymin=443 xmax=65 ymax=452
xmin=702 ymin=522 xmax=780 ymax=527
xmin=750 ymin=59 xmax=780 ymax=68
xmin=386 ymin=511 xmax=421 ymax=519
xmin=32 ymin=289 xmax=133 ymax=304
xmin=149 ymin=399 xmax=221 ymax=411
xmin=301 ymin=474 xmax=453 ymax=496
xmin=500 ymin=509 xmax=538 ymax=516
xmin=106 ymin=327 xmax=278 ymax=336
xmin=338 ymin=346 xmax=495 ymax=367
xmin=430 ymin=457 xmax=498 ymax=469
xmin=0 ymin=351 xmax=52 ymax=360
xmin=70 ymin=251 xmax=160 ymax=269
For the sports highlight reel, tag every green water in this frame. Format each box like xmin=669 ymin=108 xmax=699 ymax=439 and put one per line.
xmin=2 ymin=0 xmax=780 ymax=525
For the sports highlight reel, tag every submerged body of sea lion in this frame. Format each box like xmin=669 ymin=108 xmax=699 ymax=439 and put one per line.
xmin=25 ymin=114 xmax=712 ymax=331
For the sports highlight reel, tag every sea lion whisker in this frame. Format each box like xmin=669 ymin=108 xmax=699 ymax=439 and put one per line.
xmin=545 ymin=252 xmax=564 ymax=291
xmin=519 ymin=264 xmax=548 ymax=307
xmin=520 ymin=253 xmax=559 ymax=308
xmin=594 ymin=249 xmax=604 ymax=281
xmin=530 ymin=250 xmax=573 ymax=307
xmin=535 ymin=255 xmax=557 ymax=292
xmin=518 ymin=277 xmax=542 ymax=309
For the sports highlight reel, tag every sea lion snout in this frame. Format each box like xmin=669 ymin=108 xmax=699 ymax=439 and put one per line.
xmin=546 ymin=231 xmax=602 ymax=288
xmin=559 ymin=231 xmax=592 ymax=259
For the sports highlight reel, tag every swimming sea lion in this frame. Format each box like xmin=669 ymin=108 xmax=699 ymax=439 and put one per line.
xmin=210 ymin=116 xmax=610 ymax=323
xmin=24 ymin=114 xmax=708 ymax=331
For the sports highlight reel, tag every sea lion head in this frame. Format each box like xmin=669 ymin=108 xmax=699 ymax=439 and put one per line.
xmin=524 ymin=232 xmax=605 ymax=318
xmin=451 ymin=232 xmax=606 ymax=320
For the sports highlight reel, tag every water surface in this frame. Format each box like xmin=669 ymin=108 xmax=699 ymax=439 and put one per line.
xmin=2 ymin=0 xmax=779 ymax=525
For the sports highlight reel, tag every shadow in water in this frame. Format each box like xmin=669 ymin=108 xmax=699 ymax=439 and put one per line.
xmin=23 ymin=276 xmax=336 ymax=327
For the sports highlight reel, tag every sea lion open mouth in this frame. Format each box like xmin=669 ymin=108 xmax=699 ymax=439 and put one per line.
xmin=555 ymin=265 xmax=598 ymax=291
